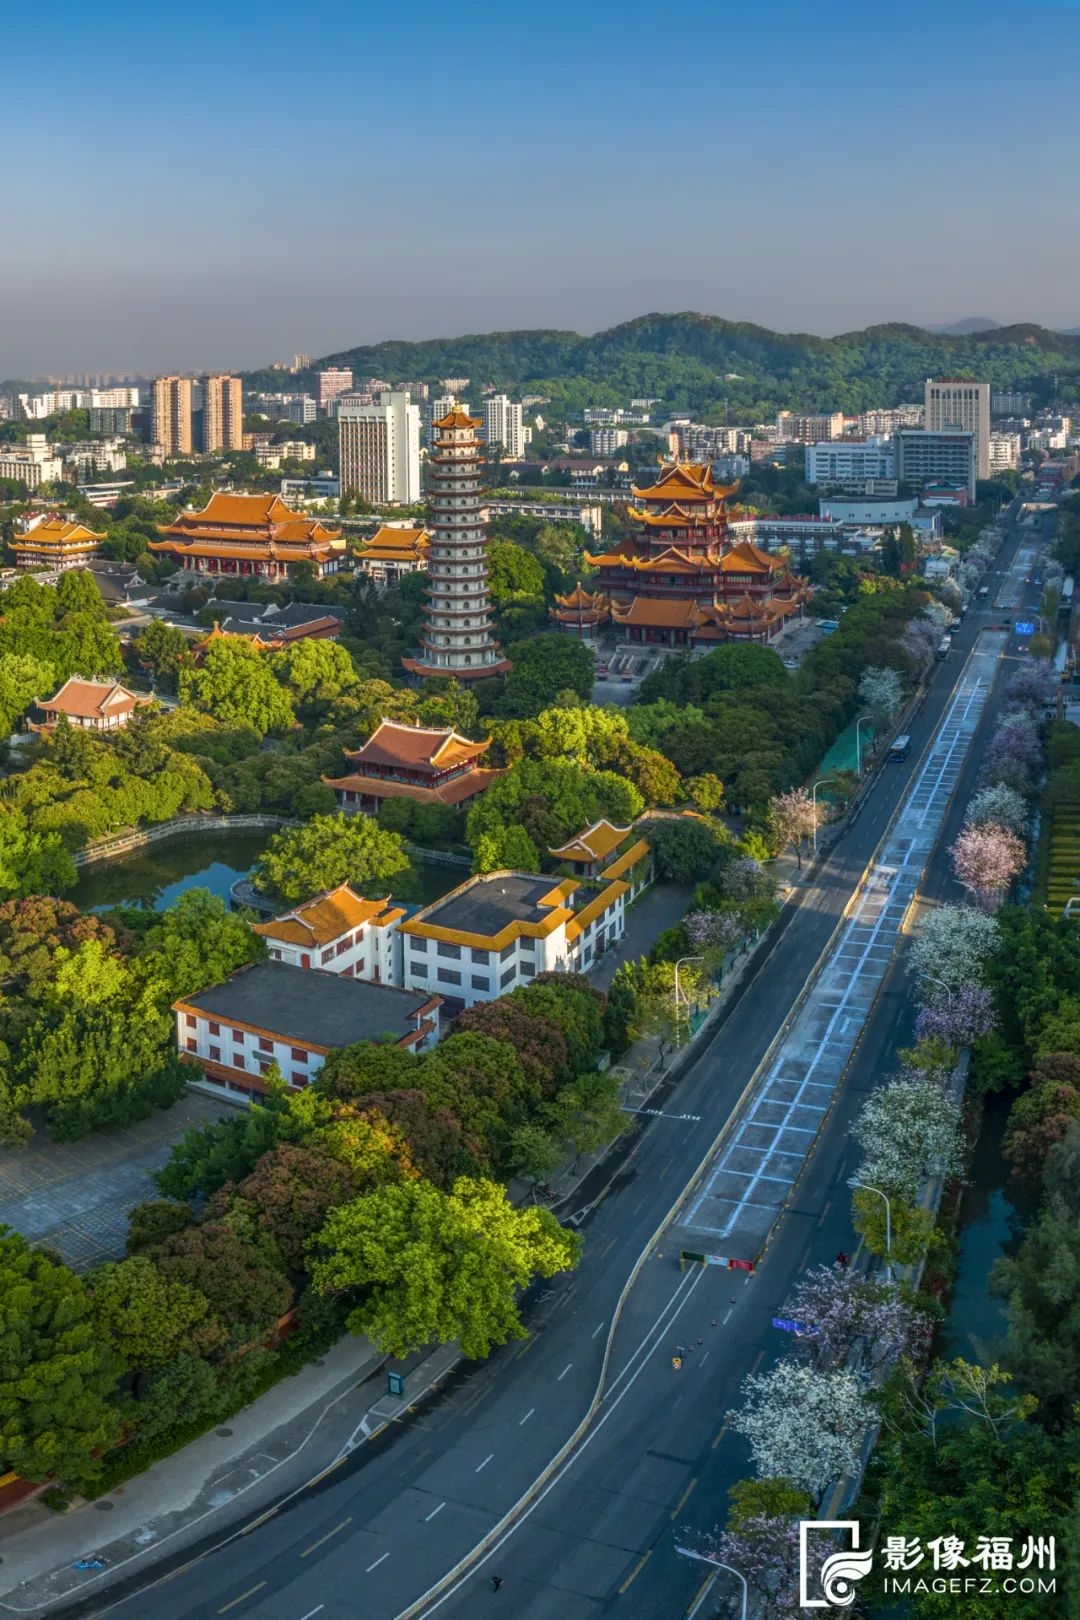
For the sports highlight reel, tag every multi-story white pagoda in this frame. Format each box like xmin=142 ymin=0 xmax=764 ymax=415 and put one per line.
xmin=402 ymin=409 xmax=510 ymax=681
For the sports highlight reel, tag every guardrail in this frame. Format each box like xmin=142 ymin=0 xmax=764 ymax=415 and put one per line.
xmin=74 ymin=813 xmax=294 ymax=868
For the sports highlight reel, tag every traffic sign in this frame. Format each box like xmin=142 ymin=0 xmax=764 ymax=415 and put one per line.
xmin=1014 ymin=621 xmax=1035 ymax=636
xmin=772 ymin=1317 xmax=813 ymax=1335
xmin=386 ymin=1371 xmax=405 ymax=1398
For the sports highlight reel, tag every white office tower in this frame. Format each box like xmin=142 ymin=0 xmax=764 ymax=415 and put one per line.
xmin=482 ymin=394 xmax=525 ymax=459
xmin=925 ymin=377 xmax=991 ymax=482
xmin=338 ymin=390 xmax=420 ymax=504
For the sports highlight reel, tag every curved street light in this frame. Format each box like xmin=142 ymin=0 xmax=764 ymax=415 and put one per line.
xmin=848 ymin=1176 xmax=894 ymax=1278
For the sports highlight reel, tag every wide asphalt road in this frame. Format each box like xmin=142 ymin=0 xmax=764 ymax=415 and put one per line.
xmin=85 ymin=506 xmax=1042 ymax=1620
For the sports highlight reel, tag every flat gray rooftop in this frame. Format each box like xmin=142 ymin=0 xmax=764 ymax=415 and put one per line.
xmin=417 ymin=873 xmax=559 ymax=937
xmin=184 ymin=961 xmax=431 ymax=1048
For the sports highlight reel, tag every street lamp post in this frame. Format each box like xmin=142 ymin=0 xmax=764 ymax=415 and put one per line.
xmin=675 ymin=1549 xmax=747 ymax=1620
xmin=855 ymin=711 xmax=873 ymax=775
xmin=811 ymin=778 xmax=830 ymax=856
xmin=923 ymin=973 xmax=954 ymax=1009
xmin=849 ymin=1177 xmax=893 ymax=1277
xmin=674 ymin=955 xmax=705 ymax=1039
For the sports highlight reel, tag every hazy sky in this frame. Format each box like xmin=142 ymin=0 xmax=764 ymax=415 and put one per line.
xmin=4 ymin=0 xmax=1079 ymax=376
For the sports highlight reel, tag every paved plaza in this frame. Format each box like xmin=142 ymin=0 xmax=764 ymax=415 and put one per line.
xmin=0 ymin=1091 xmax=233 ymax=1269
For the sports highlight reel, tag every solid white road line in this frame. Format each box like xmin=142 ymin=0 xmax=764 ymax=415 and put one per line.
xmin=518 ymin=1409 xmax=535 ymax=1426
xmin=298 ymin=1608 xmax=326 ymax=1620
xmin=424 ymin=1502 xmax=445 ymax=1522
xmin=366 ymin=1552 xmax=390 ymax=1572
xmin=592 ymin=1322 xmax=606 ymax=1338
xmin=475 ymin=1454 xmax=494 ymax=1473
xmin=556 ymin=1364 xmax=572 ymax=1382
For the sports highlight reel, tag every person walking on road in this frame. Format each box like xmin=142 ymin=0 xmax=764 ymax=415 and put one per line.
xmin=491 ymin=1575 xmax=504 ymax=1592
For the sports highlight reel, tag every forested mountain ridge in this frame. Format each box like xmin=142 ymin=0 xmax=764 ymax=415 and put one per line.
xmin=255 ymin=312 xmax=1080 ymax=421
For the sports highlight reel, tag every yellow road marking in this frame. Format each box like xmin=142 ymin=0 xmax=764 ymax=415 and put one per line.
xmin=308 ymin=1456 xmax=347 ymax=1486
xmin=748 ymin=1348 xmax=765 ymax=1376
xmin=218 ymin=1581 xmax=266 ymax=1613
xmin=670 ymin=1477 xmax=698 ymax=1518
xmin=687 ymin=1574 xmax=714 ymax=1615
xmin=301 ymin=1517 xmax=352 ymax=1557
xmin=618 ymin=1550 xmax=652 ymax=1593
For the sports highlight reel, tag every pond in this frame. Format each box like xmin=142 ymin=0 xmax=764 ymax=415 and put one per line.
xmin=935 ymin=1089 xmax=1036 ymax=1364
xmin=70 ymin=828 xmax=459 ymax=915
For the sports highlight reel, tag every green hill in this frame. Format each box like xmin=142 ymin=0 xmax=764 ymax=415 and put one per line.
xmin=247 ymin=312 xmax=1080 ymax=422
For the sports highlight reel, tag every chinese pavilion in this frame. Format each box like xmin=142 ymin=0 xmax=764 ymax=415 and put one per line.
xmin=549 ymin=584 xmax=610 ymax=636
xmin=401 ymin=410 xmax=510 ymax=681
xmin=323 ymin=718 xmax=503 ymax=811
xmin=150 ymin=493 xmax=346 ymax=580
xmin=583 ymin=462 xmax=808 ymax=645
xmin=12 ymin=516 xmax=105 ymax=571
xmin=355 ymin=525 xmax=429 ymax=586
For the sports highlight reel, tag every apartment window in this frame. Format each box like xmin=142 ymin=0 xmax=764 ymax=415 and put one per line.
xmin=321 ymin=947 xmax=334 ymax=965
xmin=291 ymin=1073 xmax=307 ymax=1088
xmin=209 ymin=1045 xmax=221 ymax=1063
xmin=520 ymin=961 xmax=536 ymax=978
xmin=500 ymin=966 xmax=516 ymax=989
xmin=258 ymin=1036 xmax=273 ymax=1053
xmin=208 ymin=1020 xmax=220 ymax=1036
xmin=500 ymin=941 xmax=516 ymax=962
xmin=336 ymin=937 xmax=351 ymax=957
xmin=437 ymin=967 xmax=462 ymax=986
xmin=258 ymin=1059 xmax=273 ymax=1076
xmin=185 ymin=1013 xmax=196 ymax=1028
xmin=437 ymin=941 xmax=462 ymax=960
xmin=471 ymin=974 xmax=489 ymax=991
xmin=270 ymin=948 xmax=282 ymax=961
xmin=519 ymin=936 xmax=536 ymax=953
xmin=185 ymin=1038 xmax=197 ymax=1052
xmin=290 ymin=1048 xmax=307 ymax=1065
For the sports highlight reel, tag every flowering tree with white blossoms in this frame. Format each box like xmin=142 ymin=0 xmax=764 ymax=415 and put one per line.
xmin=726 ymin=1360 xmax=869 ymax=1502
xmin=857 ymin=665 xmax=903 ymax=723
xmin=964 ymin=783 xmax=1029 ymax=840
xmin=719 ymin=855 xmax=769 ymax=902
xmin=901 ymin=618 xmax=940 ymax=673
xmin=767 ymin=788 xmax=819 ymax=869
xmin=949 ymin=821 xmax=1026 ymax=908
xmin=909 ymin=902 xmax=1001 ymax=990
xmin=958 ymin=560 xmax=983 ymax=594
xmin=980 ymin=717 xmax=1042 ymax=795
xmin=932 ymin=578 xmax=965 ymax=615
xmin=852 ymin=1075 xmax=964 ymax=1203
xmin=922 ymin=600 xmax=952 ymax=631
xmin=684 ymin=908 xmax=743 ymax=956
xmin=782 ymin=1264 xmax=931 ymax=1372
xmin=914 ymin=982 xmax=997 ymax=1048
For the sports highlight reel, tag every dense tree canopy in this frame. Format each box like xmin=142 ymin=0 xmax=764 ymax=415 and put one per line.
xmin=256 ymin=814 xmax=409 ymax=903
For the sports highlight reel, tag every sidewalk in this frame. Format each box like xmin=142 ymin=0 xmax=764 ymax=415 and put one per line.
xmin=0 ymin=797 xmax=877 ymax=1611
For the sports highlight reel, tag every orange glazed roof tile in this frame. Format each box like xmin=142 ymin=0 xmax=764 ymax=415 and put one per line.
xmin=252 ymin=884 xmax=403 ymax=948
xmin=549 ymin=819 xmax=633 ymax=863
xmin=609 ymin=597 xmax=703 ymax=629
xmin=347 ymin=719 xmax=492 ymax=773
xmin=13 ymin=517 xmax=105 ymax=548
xmin=433 ymin=408 xmax=481 ymax=431
xmin=322 ymin=767 xmax=502 ymax=806
xmin=357 ymin=525 xmax=430 ymax=558
xmin=600 ymin=838 xmax=651 ymax=881
xmin=554 ymin=584 xmax=606 ymax=609
xmin=719 ymin=540 xmax=783 ymax=574
xmin=148 ymin=539 xmax=343 ymax=562
xmin=631 ymin=461 xmax=740 ymax=504
xmin=39 ymin=676 xmax=150 ymax=719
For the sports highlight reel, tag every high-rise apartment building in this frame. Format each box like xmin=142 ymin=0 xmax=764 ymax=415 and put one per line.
xmin=202 ymin=374 xmax=244 ymax=452
xmin=402 ymin=409 xmax=510 ymax=682
xmin=482 ymin=394 xmax=525 ymax=459
xmin=317 ymin=368 xmax=353 ymax=409
xmin=925 ymin=377 xmax=990 ymax=482
xmin=429 ymin=396 xmax=470 ymax=440
xmin=151 ymin=376 xmax=193 ymax=457
xmin=776 ymin=410 xmax=845 ymax=443
xmin=893 ymin=428 xmax=975 ymax=498
xmin=338 ymin=391 xmax=420 ymax=505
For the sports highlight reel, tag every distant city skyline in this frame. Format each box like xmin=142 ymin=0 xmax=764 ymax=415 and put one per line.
xmin=4 ymin=0 xmax=1079 ymax=376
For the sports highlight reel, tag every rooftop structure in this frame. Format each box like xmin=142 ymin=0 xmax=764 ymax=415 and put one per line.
xmin=324 ymin=718 xmax=503 ymax=811
xmin=30 ymin=676 xmax=151 ymax=732
xmin=251 ymin=883 xmax=404 ymax=983
xmin=11 ymin=516 xmax=105 ymax=571
xmin=584 ymin=461 xmax=808 ymax=646
xmin=174 ymin=960 xmax=440 ymax=1103
xmin=354 ymin=525 xmax=430 ymax=585
xmin=150 ymin=492 xmax=346 ymax=580
xmin=549 ymin=584 xmax=610 ymax=635
xmin=402 ymin=410 xmax=510 ymax=681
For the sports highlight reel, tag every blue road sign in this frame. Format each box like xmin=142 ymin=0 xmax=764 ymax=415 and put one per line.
xmin=1014 ymin=621 xmax=1035 ymax=636
xmin=772 ymin=1317 xmax=813 ymax=1336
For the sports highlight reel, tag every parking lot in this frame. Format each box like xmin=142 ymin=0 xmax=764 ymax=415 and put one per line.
xmin=0 ymin=1091 xmax=232 ymax=1270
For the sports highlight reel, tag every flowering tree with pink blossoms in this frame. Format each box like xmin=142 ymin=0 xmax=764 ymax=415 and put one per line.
xmin=782 ymin=1264 xmax=931 ymax=1373
xmin=949 ymin=821 xmax=1026 ymax=907
xmin=1006 ymin=659 xmax=1057 ymax=713
xmin=767 ymin=788 xmax=820 ymax=869
xmin=980 ymin=717 xmax=1042 ymax=796
xmin=691 ymin=1516 xmax=847 ymax=1619
xmin=901 ymin=619 xmax=940 ymax=673
xmin=914 ymin=982 xmax=997 ymax=1048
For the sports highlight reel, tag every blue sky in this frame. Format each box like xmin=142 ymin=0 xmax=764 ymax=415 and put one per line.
xmin=3 ymin=0 xmax=1078 ymax=374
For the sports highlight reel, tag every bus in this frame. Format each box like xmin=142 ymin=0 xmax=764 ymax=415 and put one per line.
xmin=890 ymin=735 xmax=911 ymax=762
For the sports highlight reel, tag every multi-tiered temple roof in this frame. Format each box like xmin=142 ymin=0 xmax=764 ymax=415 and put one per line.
xmin=151 ymin=493 xmax=346 ymax=579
